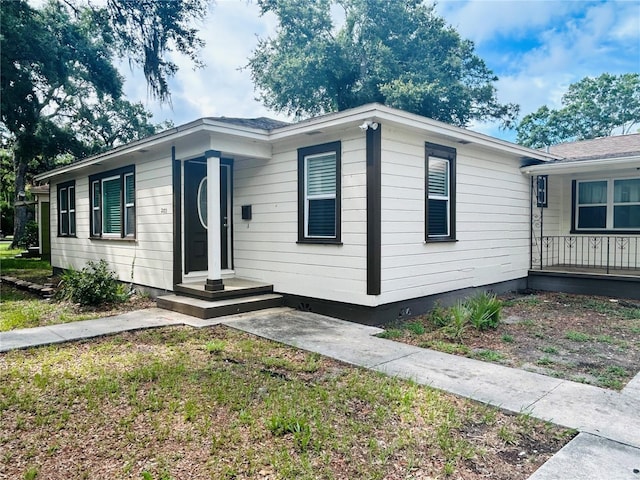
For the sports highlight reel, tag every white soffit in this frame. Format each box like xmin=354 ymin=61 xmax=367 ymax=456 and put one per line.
xmin=520 ymin=155 xmax=640 ymax=175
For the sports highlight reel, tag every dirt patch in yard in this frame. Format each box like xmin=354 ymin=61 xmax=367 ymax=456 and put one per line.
xmin=0 ymin=326 xmax=574 ymax=480
xmin=383 ymin=291 xmax=640 ymax=390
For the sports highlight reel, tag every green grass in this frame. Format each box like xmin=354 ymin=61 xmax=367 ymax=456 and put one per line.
xmin=0 ymin=243 xmax=53 ymax=283
xmin=473 ymin=349 xmax=505 ymax=362
xmin=0 ymin=284 xmax=104 ymax=332
xmin=594 ymin=365 xmax=628 ymax=390
xmin=540 ymin=346 xmax=559 ymax=354
xmin=1 ymin=244 xmax=151 ymax=331
xmin=0 ymin=326 xmax=571 ymax=480
xmin=564 ymin=330 xmax=591 ymax=342
xmin=378 ymin=328 xmax=403 ymax=339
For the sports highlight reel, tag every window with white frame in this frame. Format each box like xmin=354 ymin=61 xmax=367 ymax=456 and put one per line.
xmin=89 ymin=166 xmax=136 ymax=238
xmin=57 ymin=181 xmax=75 ymax=236
xmin=574 ymin=177 xmax=640 ymax=231
xmin=426 ymin=143 xmax=456 ymax=241
xmin=298 ymin=141 xmax=341 ymax=243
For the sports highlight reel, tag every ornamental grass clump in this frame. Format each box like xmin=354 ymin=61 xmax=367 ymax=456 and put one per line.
xmin=467 ymin=291 xmax=502 ymax=331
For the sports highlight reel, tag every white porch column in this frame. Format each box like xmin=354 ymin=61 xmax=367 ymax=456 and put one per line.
xmin=205 ymin=151 xmax=224 ymax=291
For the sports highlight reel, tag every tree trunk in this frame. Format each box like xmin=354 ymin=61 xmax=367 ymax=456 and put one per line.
xmin=10 ymin=155 xmax=29 ymax=249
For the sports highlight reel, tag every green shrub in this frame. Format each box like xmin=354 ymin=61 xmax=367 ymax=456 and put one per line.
xmin=18 ymin=220 xmax=39 ymax=248
xmin=467 ymin=292 xmax=502 ymax=330
xmin=57 ymin=259 xmax=126 ymax=306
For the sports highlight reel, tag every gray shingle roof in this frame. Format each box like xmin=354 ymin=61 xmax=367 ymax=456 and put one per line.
xmin=546 ymin=133 xmax=640 ymax=162
xmin=207 ymin=116 xmax=290 ymax=131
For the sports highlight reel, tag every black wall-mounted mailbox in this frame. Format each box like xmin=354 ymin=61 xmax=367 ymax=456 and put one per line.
xmin=241 ymin=205 xmax=252 ymax=220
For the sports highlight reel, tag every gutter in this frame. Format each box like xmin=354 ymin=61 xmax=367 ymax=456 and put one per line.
xmin=36 ymin=103 xmax=557 ymax=182
xmin=520 ymin=155 xmax=640 ymax=175
xmin=34 ymin=119 xmax=271 ymax=182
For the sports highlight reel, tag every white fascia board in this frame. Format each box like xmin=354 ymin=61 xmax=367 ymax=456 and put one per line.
xmin=35 ymin=119 xmax=270 ymax=182
xmin=267 ymin=103 xmax=556 ymax=162
xmin=520 ymin=155 xmax=640 ymax=175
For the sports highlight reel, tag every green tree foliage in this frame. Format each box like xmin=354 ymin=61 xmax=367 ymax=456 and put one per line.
xmin=516 ymin=73 xmax=640 ymax=148
xmin=76 ymin=0 xmax=209 ymax=102
xmin=248 ymin=0 xmax=518 ymax=127
xmin=1 ymin=0 xmax=205 ymax=247
xmin=1 ymin=0 xmax=123 ymax=247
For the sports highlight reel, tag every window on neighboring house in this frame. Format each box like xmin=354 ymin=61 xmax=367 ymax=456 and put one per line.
xmin=574 ymin=177 xmax=640 ymax=231
xmin=57 ymin=181 xmax=75 ymax=236
xmin=298 ymin=141 xmax=341 ymax=243
xmin=89 ymin=166 xmax=136 ymax=238
xmin=426 ymin=143 xmax=456 ymax=241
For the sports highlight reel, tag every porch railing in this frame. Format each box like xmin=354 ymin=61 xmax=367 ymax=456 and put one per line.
xmin=532 ymin=235 xmax=640 ymax=275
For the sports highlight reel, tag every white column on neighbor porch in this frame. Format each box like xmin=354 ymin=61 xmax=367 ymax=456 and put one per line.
xmin=205 ymin=152 xmax=224 ymax=291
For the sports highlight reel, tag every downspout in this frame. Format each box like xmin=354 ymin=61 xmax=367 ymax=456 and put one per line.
xmin=529 ymin=176 xmax=533 ymax=270
xmin=366 ymin=122 xmax=382 ymax=296
xmin=539 ymin=178 xmax=544 ymax=270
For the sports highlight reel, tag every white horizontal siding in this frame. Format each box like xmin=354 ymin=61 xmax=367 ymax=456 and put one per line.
xmin=378 ymin=125 xmax=531 ymax=304
xmin=50 ymin=152 xmax=174 ymax=291
xmin=232 ymin=131 xmax=370 ymax=304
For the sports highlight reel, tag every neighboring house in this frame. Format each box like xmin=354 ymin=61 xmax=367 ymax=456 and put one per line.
xmin=522 ymin=133 xmax=640 ymax=298
xmin=31 ymin=184 xmax=51 ymax=261
xmin=34 ymin=104 xmax=640 ymax=324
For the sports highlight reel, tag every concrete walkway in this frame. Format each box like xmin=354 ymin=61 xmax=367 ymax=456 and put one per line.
xmin=1 ymin=307 xmax=639 ymax=479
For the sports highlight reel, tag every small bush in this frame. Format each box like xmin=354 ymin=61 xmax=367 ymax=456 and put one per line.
xmin=467 ymin=292 xmax=502 ymax=331
xmin=18 ymin=221 xmax=39 ymax=249
xmin=57 ymin=259 xmax=126 ymax=306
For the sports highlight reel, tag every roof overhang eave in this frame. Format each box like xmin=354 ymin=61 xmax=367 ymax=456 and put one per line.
xmin=268 ymin=103 xmax=556 ymax=162
xmin=520 ymin=155 xmax=640 ymax=175
xmin=34 ymin=119 xmax=271 ymax=182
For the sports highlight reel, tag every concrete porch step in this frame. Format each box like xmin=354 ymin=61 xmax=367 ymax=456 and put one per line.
xmin=156 ymin=293 xmax=284 ymax=319
xmin=174 ymin=278 xmax=274 ymax=301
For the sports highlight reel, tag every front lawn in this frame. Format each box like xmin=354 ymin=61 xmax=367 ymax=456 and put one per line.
xmin=0 ymin=326 xmax=573 ymax=480
xmin=0 ymin=243 xmax=154 ymax=331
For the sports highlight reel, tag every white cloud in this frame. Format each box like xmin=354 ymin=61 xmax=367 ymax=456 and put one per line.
xmin=435 ymin=0 xmax=582 ymax=43
xmin=122 ymin=0 xmax=289 ymax=126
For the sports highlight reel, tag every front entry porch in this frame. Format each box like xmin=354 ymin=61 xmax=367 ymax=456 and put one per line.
xmin=529 ymin=235 xmax=640 ymax=300
xmin=157 ymin=278 xmax=283 ymax=319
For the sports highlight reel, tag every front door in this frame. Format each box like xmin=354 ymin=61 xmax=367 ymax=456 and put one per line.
xmin=184 ymin=160 xmax=232 ymax=274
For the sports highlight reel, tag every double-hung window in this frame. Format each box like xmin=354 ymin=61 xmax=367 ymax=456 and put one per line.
xmin=426 ymin=143 xmax=456 ymax=241
xmin=90 ymin=166 xmax=136 ymax=238
xmin=298 ymin=141 xmax=341 ymax=243
xmin=57 ymin=181 xmax=75 ymax=236
xmin=574 ymin=177 xmax=640 ymax=232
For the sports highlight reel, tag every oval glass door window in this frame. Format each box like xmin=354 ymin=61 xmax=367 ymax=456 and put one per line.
xmin=197 ymin=177 xmax=207 ymax=229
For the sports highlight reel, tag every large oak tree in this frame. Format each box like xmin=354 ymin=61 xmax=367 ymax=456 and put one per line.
xmin=248 ymin=0 xmax=518 ymax=127
xmin=516 ymin=73 xmax=640 ymax=148
xmin=1 ymin=0 xmax=209 ymax=246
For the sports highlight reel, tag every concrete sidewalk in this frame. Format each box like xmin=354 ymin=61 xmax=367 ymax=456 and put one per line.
xmin=1 ymin=306 xmax=639 ymax=479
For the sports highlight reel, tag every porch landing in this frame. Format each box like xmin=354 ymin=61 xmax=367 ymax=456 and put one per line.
xmin=157 ymin=278 xmax=284 ymax=319
xmin=528 ymin=268 xmax=640 ymax=301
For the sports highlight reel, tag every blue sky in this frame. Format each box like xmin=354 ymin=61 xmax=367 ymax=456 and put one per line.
xmin=122 ymin=0 xmax=640 ymax=142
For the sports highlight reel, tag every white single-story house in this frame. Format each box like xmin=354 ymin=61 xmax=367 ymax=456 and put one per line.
xmin=34 ymin=104 xmax=640 ymax=323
